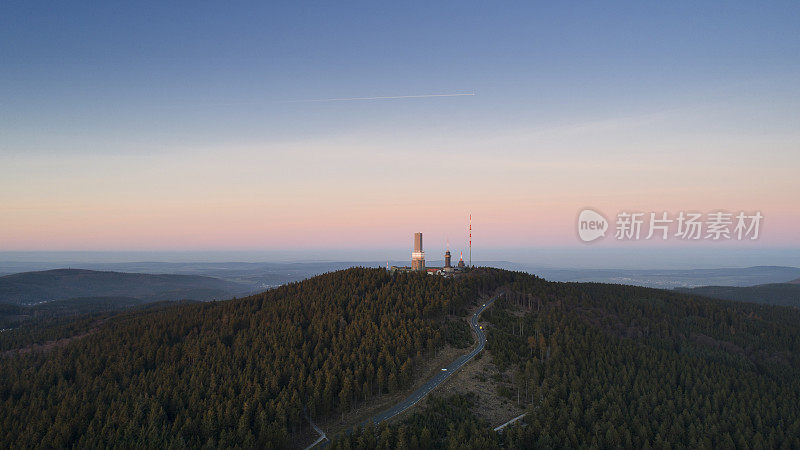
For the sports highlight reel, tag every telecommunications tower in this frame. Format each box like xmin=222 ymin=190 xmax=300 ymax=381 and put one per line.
xmin=411 ymin=232 xmax=425 ymax=271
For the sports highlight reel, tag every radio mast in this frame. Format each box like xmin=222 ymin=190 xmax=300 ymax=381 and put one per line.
xmin=469 ymin=213 xmax=472 ymax=267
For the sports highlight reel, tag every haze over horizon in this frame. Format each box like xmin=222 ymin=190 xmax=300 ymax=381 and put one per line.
xmin=1 ymin=247 xmax=799 ymax=272
xmin=2 ymin=2 xmax=799 ymax=260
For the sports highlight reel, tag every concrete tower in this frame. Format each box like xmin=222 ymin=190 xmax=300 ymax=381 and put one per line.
xmin=411 ymin=232 xmax=425 ymax=271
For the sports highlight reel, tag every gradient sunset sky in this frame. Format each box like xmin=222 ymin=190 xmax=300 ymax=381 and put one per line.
xmin=1 ymin=2 xmax=799 ymax=263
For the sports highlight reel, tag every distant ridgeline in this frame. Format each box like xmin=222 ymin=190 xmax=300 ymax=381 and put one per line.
xmin=676 ymin=281 xmax=800 ymax=308
xmin=0 ymin=268 xmax=250 ymax=305
xmin=0 ymin=267 xmax=516 ymax=448
xmin=2 ymin=267 xmax=800 ymax=448
xmin=0 ymin=269 xmax=252 ymax=331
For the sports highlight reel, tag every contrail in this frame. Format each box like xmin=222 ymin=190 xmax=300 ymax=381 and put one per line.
xmin=279 ymin=91 xmax=475 ymax=103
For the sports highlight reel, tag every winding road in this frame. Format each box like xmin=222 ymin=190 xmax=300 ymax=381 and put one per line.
xmin=307 ymin=292 xmax=502 ymax=448
xmin=369 ymin=291 xmax=501 ymax=424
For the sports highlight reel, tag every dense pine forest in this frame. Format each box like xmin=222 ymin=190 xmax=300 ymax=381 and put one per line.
xmin=330 ymin=393 xmax=498 ymax=449
xmin=491 ymin=278 xmax=800 ymax=448
xmin=4 ymin=267 xmax=800 ymax=448
xmin=0 ymin=267 xmax=515 ymax=448
xmin=331 ymin=276 xmax=800 ymax=449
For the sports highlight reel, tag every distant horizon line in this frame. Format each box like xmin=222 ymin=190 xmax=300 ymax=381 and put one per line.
xmin=2 ymin=248 xmax=799 ymax=271
xmin=3 ymin=246 xmax=799 ymax=252
xmin=0 ymin=259 xmax=797 ymax=272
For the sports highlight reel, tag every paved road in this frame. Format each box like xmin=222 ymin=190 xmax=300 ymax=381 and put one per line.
xmin=309 ymin=292 xmax=501 ymax=448
xmin=369 ymin=292 xmax=502 ymax=424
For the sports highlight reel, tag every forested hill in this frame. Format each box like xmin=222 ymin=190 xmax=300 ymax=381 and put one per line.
xmin=485 ymin=280 xmax=800 ymax=447
xmin=6 ymin=267 xmax=800 ymax=449
xmin=0 ymin=267 xmax=517 ymax=448
xmin=676 ymin=282 xmax=800 ymax=307
xmin=332 ymin=277 xmax=800 ymax=448
xmin=0 ymin=268 xmax=250 ymax=305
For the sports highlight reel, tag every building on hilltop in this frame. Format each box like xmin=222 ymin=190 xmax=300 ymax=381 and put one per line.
xmin=391 ymin=232 xmax=467 ymax=277
xmin=442 ymin=246 xmax=454 ymax=274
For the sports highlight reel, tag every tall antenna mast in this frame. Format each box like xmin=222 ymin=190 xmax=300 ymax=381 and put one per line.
xmin=469 ymin=213 xmax=472 ymax=267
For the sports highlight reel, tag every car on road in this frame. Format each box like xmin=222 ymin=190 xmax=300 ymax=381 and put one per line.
xmin=441 ymin=368 xmax=447 ymax=371
xmin=482 ymin=303 xmax=485 ymax=307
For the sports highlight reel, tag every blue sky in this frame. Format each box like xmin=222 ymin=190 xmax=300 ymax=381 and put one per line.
xmin=4 ymin=1 xmax=798 ymax=149
xmin=1 ymin=2 xmax=799 ymax=267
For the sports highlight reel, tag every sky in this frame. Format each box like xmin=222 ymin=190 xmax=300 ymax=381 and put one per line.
xmin=1 ymin=2 xmax=799 ymax=266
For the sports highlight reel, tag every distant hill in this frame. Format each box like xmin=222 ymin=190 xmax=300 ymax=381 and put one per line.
xmin=0 ymin=269 xmax=251 ymax=305
xmin=521 ymin=265 xmax=800 ymax=289
xmin=676 ymin=282 xmax=800 ymax=307
xmin=0 ymin=261 xmax=382 ymax=293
